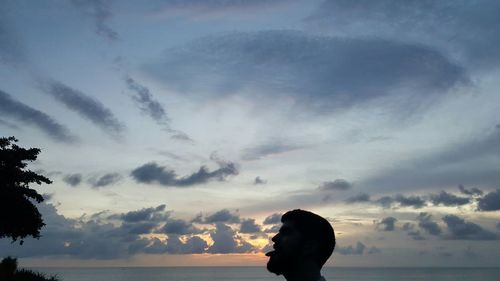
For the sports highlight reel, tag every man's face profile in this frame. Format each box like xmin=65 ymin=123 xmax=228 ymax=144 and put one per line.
xmin=266 ymin=220 xmax=303 ymax=275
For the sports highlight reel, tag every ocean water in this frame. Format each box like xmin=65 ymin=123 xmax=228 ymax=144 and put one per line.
xmin=31 ymin=267 xmax=500 ymax=281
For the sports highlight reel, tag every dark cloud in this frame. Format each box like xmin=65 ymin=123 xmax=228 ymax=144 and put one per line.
xmin=377 ymin=217 xmax=397 ymax=231
xmin=242 ymin=142 xmax=301 ymax=161
xmin=72 ymin=0 xmax=118 ymax=41
xmin=125 ymin=77 xmax=171 ymax=130
xmin=157 ymin=0 xmax=289 ymax=11
xmin=402 ymin=223 xmax=414 ymax=231
xmin=204 ymin=209 xmax=240 ymax=224
xmin=263 ymin=213 xmax=282 ymax=225
xmin=42 ymin=80 xmax=124 ymax=138
xmin=0 ymin=90 xmax=75 ymax=142
xmin=319 ymin=179 xmax=352 ymax=191
xmin=430 ymin=191 xmax=470 ymax=206
xmin=367 ymin=246 xmax=382 ymax=254
xmin=147 ymin=31 xmax=466 ymax=114
xmin=417 ymin=213 xmax=442 ymax=236
xmin=130 ymin=159 xmax=239 ymax=187
xmin=162 ymin=219 xmax=201 ymax=235
xmin=442 ymin=215 xmax=497 ymax=240
xmin=477 ymin=189 xmax=500 ymax=211
xmin=207 ymin=223 xmax=256 ymax=254
xmin=336 ymin=242 xmax=366 ymax=255
xmin=375 ymin=194 xmax=426 ymax=209
xmin=458 ymin=184 xmax=483 ymax=196
xmin=408 ymin=230 xmax=425 ymax=241
xmin=254 ymin=176 xmax=267 ymax=185
xmin=63 ymin=173 xmax=83 ymax=187
xmin=239 ymin=219 xmax=261 ymax=233
xmin=345 ymin=193 xmax=370 ymax=203
xmin=306 ymin=0 xmax=500 ymax=68
xmin=165 ymin=235 xmax=208 ymax=254
xmin=118 ymin=205 xmax=167 ymax=222
xmin=88 ymin=173 xmax=122 ymax=188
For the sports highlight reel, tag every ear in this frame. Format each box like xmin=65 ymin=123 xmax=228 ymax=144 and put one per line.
xmin=302 ymin=240 xmax=319 ymax=256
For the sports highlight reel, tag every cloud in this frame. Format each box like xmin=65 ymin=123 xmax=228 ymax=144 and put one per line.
xmin=360 ymin=127 xmax=500 ymax=193
xmin=207 ymin=223 xmax=256 ymax=254
xmin=71 ymin=0 xmax=118 ymax=41
xmin=0 ymin=90 xmax=75 ymax=142
xmin=377 ymin=217 xmax=397 ymax=231
xmin=204 ymin=209 xmax=240 ymax=224
xmin=306 ymin=0 xmax=500 ymax=68
xmin=458 ymin=185 xmax=483 ymax=196
xmin=477 ymin=189 xmax=500 ymax=211
xmin=147 ymin=30 xmax=466 ymax=113
xmin=442 ymin=215 xmax=497 ymax=240
xmin=42 ymin=80 xmax=124 ymax=139
xmin=345 ymin=193 xmax=370 ymax=203
xmin=158 ymin=0 xmax=289 ymax=10
xmin=239 ymin=219 xmax=261 ymax=233
xmin=242 ymin=142 xmax=301 ymax=161
xmin=0 ymin=118 xmax=20 ymax=129
xmin=254 ymin=176 xmax=267 ymax=185
xmin=375 ymin=194 xmax=426 ymax=209
xmin=117 ymin=204 xmax=167 ymax=222
xmin=0 ymin=10 xmax=26 ymax=65
xmin=165 ymin=235 xmax=208 ymax=254
xmin=336 ymin=242 xmax=366 ymax=255
xmin=430 ymin=191 xmax=470 ymax=206
xmin=263 ymin=213 xmax=282 ymax=225
xmin=319 ymin=179 xmax=352 ymax=191
xmin=161 ymin=219 xmax=201 ymax=235
xmin=88 ymin=173 xmax=122 ymax=188
xmin=130 ymin=159 xmax=239 ymax=187
xmin=63 ymin=173 xmax=83 ymax=187
xmin=417 ymin=213 xmax=442 ymax=236
xmin=125 ymin=77 xmax=171 ymax=130
xmin=408 ymin=230 xmax=425 ymax=241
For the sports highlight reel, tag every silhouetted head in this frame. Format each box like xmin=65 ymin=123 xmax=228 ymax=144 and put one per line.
xmin=266 ymin=209 xmax=335 ymax=276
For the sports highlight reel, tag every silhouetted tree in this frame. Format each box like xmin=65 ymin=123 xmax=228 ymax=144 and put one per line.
xmin=0 ymin=137 xmax=52 ymax=244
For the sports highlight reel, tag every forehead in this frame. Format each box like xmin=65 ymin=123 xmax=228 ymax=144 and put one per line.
xmin=279 ymin=220 xmax=299 ymax=234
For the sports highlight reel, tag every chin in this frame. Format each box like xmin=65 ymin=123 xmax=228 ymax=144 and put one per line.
xmin=266 ymin=251 xmax=284 ymax=275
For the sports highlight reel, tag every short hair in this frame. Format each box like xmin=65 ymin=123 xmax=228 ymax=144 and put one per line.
xmin=281 ymin=209 xmax=335 ymax=267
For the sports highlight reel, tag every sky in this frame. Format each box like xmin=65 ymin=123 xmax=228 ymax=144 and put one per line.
xmin=1 ymin=0 xmax=500 ymax=268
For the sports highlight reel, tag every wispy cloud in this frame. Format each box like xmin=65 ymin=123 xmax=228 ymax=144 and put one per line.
xmin=148 ymin=30 xmax=467 ymax=114
xmin=42 ymin=80 xmax=124 ymax=139
xmin=306 ymin=0 xmax=500 ymax=68
xmin=242 ymin=141 xmax=301 ymax=160
xmin=125 ymin=77 xmax=171 ymax=128
xmin=319 ymin=179 xmax=352 ymax=191
xmin=0 ymin=89 xmax=75 ymax=142
xmin=71 ymin=0 xmax=118 ymax=41
xmin=88 ymin=173 xmax=122 ymax=188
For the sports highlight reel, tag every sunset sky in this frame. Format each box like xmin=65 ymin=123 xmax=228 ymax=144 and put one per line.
xmin=1 ymin=0 xmax=500 ymax=268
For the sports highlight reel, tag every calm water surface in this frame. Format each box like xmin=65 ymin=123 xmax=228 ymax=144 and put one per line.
xmin=32 ymin=266 xmax=500 ymax=281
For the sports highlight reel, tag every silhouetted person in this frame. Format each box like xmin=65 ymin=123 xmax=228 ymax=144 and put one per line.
xmin=266 ymin=209 xmax=335 ymax=281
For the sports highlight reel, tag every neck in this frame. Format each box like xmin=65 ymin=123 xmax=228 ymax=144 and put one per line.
xmin=283 ymin=261 xmax=321 ymax=281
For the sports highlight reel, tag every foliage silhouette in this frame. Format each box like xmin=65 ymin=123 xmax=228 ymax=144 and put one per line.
xmin=0 ymin=257 xmax=60 ymax=281
xmin=0 ymin=136 xmax=52 ymax=244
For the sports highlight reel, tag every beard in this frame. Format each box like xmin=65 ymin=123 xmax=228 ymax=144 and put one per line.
xmin=266 ymin=250 xmax=298 ymax=275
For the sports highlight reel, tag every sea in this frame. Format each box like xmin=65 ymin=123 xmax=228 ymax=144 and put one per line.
xmin=30 ymin=267 xmax=500 ymax=281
